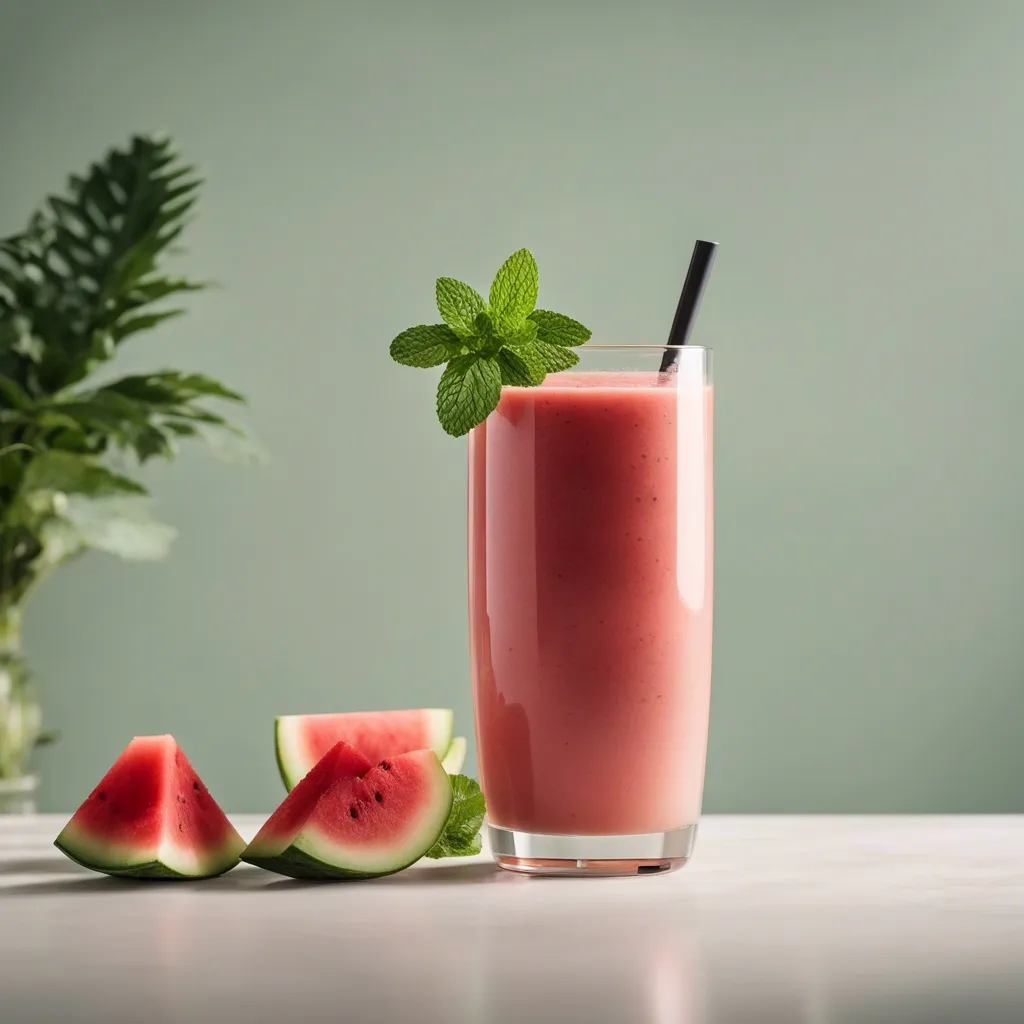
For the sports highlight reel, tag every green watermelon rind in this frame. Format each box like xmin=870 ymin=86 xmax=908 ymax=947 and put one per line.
xmin=243 ymin=752 xmax=454 ymax=880
xmin=274 ymin=709 xmax=454 ymax=791
xmin=54 ymin=821 xmax=245 ymax=880
xmin=440 ymin=736 xmax=467 ymax=775
xmin=243 ymin=843 xmax=420 ymax=881
xmin=273 ymin=720 xmax=296 ymax=791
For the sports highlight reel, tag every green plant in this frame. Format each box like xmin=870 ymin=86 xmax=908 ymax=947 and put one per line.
xmin=0 ymin=133 xmax=253 ymax=778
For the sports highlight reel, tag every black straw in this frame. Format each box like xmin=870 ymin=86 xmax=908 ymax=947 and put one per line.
xmin=659 ymin=239 xmax=717 ymax=372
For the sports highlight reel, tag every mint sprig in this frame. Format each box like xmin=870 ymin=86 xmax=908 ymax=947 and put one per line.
xmin=426 ymin=774 xmax=487 ymax=859
xmin=389 ymin=249 xmax=592 ymax=436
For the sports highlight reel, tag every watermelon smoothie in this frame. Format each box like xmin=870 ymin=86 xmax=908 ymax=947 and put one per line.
xmin=468 ymin=347 xmax=713 ymax=869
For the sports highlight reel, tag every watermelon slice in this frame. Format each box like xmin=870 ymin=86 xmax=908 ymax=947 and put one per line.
xmin=54 ymin=735 xmax=245 ymax=879
xmin=243 ymin=740 xmax=453 ymax=879
xmin=274 ymin=708 xmax=453 ymax=790
xmin=440 ymin=736 xmax=467 ymax=775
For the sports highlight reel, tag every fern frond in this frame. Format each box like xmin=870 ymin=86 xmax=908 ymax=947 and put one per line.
xmin=0 ymin=134 xmax=207 ymax=396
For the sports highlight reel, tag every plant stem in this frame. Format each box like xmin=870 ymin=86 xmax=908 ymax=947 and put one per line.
xmin=0 ymin=605 xmax=21 ymax=656
xmin=0 ymin=603 xmax=35 ymax=781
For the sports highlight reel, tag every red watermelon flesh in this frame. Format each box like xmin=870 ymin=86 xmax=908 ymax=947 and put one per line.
xmin=244 ymin=740 xmax=453 ymax=879
xmin=274 ymin=708 xmax=453 ymax=790
xmin=260 ymin=740 xmax=374 ymax=842
xmin=54 ymin=735 xmax=245 ymax=879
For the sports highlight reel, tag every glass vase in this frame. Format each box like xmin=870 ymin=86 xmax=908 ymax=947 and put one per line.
xmin=0 ymin=604 xmax=44 ymax=811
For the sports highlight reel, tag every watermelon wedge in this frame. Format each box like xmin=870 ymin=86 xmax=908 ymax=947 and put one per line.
xmin=274 ymin=708 xmax=453 ymax=790
xmin=440 ymin=736 xmax=467 ymax=775
xmin=54 ymin=735 xmax=245 ymax=879
xmin=243 ymin=740 xmax=453 ymax=879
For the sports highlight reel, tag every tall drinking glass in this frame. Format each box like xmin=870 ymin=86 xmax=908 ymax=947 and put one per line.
xmin=468 ymin=345 xmax=713 ymax=876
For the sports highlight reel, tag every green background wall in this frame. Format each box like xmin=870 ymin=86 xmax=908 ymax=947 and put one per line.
xmin=2 ymin=0 xmax=1021 ymax=813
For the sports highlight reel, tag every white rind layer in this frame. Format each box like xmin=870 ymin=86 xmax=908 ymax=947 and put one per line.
xmin=441 ymin=736 xmax=467 ymax=775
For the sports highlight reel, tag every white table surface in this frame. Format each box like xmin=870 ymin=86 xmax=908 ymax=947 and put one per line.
xmin=2 ymin=815 xmax=1022 ymax=1023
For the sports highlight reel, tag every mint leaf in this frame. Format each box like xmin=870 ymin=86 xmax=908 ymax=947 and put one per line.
xmin=535 ymin=340 xmax=580 ymax=373
xmin=504 ymin=319 xmax=538 ymax=349
xmin=426 ymin=774 xmax=486 ymax=859
xmin=464 ymin=311 xmax=498 ymax=354
xmin=390 ymin=324 xmax=462 ymax=368
xmin=436 ymin=278 xmax=486 ymax=338
xmin=489 ymin=248 xmax=538 ymax=328
xmin=436 ymin=355 xmax=502 ymax=437
xmin=497 ymin=347 xmax=544 ymax=386
xmin=529 ymin=310 xmax=592 ymax=347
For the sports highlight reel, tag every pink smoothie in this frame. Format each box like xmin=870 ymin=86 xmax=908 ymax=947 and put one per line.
xmin=468 ymin=370 xmax=713 ymax=835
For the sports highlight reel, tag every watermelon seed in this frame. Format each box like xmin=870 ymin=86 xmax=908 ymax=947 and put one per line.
xmin=193 ymin=781 xmax=199 ymax=791
xmin=379 ymin=761 xmax=391 ymax=771
xmin=349 ymin=807 xmax=358 ymax=819
xmin=375 ymin=792 xmax=383 ymax=803
xmin=97 ymin=791 xmax=106 ymax=801
xmin=178 ymin=822 xmax=183 ymax=832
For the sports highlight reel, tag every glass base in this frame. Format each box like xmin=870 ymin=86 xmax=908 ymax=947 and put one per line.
xmin=488 ymin=823 xmax=698 ymax=877
xmin=0 ymin=774 xmax=38 ymax=815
